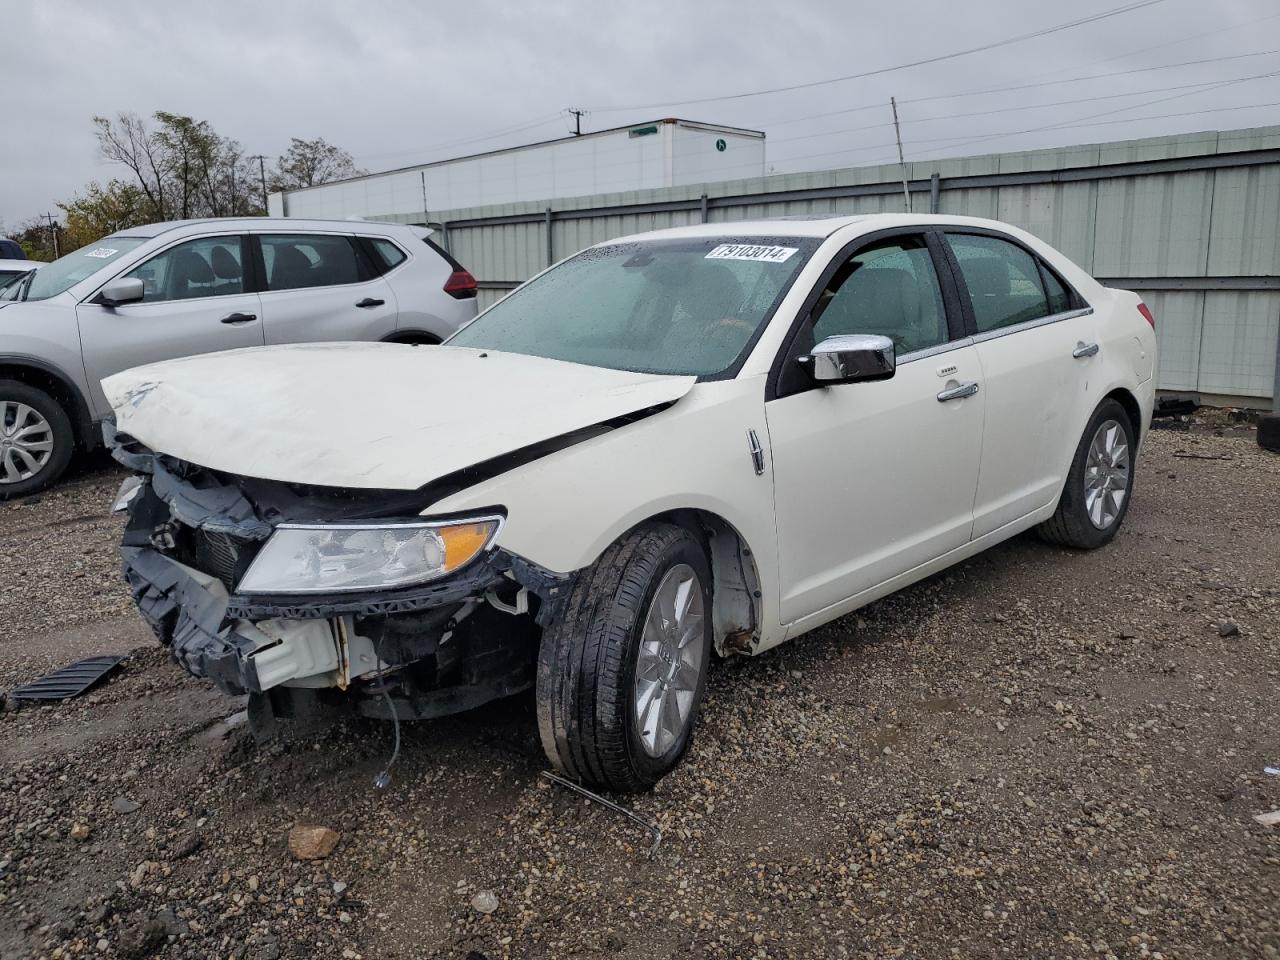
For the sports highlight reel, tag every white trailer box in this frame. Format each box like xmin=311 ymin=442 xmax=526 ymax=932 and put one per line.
xmin=269 ymin=119 xmax=765 ymax=221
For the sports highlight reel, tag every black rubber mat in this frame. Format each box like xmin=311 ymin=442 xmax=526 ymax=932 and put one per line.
xmin=11 ymin=655 xmax=127 ymax=701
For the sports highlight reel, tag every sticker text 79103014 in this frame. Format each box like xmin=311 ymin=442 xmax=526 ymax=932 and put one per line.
xmin=705 ymin=244 xmax=798 ymax=264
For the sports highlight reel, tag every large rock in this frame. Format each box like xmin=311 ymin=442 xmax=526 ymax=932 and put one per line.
xmin=288 ymin=825 xmax=339 ymax=861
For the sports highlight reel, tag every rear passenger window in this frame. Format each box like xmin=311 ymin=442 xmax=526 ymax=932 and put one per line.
xmin=123 ymin=236 xmax=245 ymax=303
xmin=947 ymin=234 xmax=1049 ymax=333
xmin=368 ymin=238 xmax=407 ymax=271
xmin=1043 ymin=267 xmax=1072 ymax=315
xmin=260 ymin=234 xmax=361 ymax=291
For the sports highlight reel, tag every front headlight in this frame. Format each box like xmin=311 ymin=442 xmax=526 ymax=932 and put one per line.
xmin=237 ymin=516 xmax=502 ymax=594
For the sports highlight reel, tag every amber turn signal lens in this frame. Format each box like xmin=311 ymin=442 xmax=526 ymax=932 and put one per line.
xmin=440 ymin=520 xmax=499 ymax=572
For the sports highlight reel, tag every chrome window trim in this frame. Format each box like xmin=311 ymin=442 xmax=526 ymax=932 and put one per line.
xmin=969 ymin=306 xmax=1094 ymax=345
xmin=895 ymin=337 xmax=975 ymax=366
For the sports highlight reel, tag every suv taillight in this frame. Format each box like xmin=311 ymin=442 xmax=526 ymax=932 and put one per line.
xmin=444 ymin=270 xmax=477 ymax=300
xmin=1137 ymin=302 xmax=1156 ymax=329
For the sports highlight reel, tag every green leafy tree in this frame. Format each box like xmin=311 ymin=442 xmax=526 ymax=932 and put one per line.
xmin=271 ymin=137 xmax=365 ymax=191
xmin=59 ymin=180 xmax=149 ymax=251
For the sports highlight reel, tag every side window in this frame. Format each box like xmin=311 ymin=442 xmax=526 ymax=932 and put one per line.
xmin=122 ymin=236 xmax=245 ymax=303
xmin=947 ymin=233 xmax=1049 ymax=333
xmin=260 ymin=234 xmax=361 ymax=291
xmin=810 ymin=236 xmax=948 ymax=355
xmin=368 ymin=238 xmax=407 ymax=271
xmin=1042 ymin=267 xmax=1072 ymax=315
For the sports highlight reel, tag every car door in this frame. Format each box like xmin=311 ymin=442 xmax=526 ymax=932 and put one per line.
xmin=942 ymin=231 xmax=1102 ymax=539
xmin=765 ymin=230 xmax=985 ymax=625
xmin=77 ymin=234 xmax=264 ymax=416
xmin=253 ymin=232 xmax=399 ymax=344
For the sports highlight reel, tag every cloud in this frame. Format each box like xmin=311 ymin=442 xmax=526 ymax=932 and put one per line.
xmin=5 ymin=0 xmax=1278 ymax=232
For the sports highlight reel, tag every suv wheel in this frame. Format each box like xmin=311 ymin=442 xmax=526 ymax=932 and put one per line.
xmin=0 ymin=380 xmax=74 ymax=500
xmin=536 ymin=522 xmax=713 ymax=793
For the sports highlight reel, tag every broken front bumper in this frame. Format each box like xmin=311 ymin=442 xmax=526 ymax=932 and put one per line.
xmin=109 ymin=425 xmax=571 ymax=716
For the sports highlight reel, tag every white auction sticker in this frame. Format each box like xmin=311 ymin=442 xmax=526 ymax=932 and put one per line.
xmin=705 ymin=244 xmax=798 ymax=263
xmin=84 ymin=247 xmax=119 ymax=259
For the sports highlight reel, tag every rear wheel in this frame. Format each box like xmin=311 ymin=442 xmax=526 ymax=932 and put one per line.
xmin=0 ymin=380 xmax=74 ymax=500
xmin=1038 ymin=398 xmax=1136 ymax=549
xmin=536 ymin=522 xmax=712 ymax=793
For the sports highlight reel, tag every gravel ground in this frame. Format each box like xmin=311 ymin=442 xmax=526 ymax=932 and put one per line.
xmin=1 ymin=421 xmax=1278 ymax=960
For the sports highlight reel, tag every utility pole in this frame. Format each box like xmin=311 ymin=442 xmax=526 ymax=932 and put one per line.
xmin=890 ymin=97 xmax=911 ymax=214
xmin=567 ymin=108 xmax=586 ymax=136
xmin=40 ymin=213 xmax=59 ymax=258
xmin=249 ymin=155 xmax=268 ymax=213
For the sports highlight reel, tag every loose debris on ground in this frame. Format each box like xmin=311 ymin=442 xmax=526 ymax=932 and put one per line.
xmin=1 ymin=423 xmax=1278 ymax=959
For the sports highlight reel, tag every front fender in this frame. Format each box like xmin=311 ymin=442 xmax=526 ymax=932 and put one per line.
xmin=428 ymin=376 xmax=783 ymax=643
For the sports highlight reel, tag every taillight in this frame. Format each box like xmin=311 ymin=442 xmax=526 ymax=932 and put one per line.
xmin=1137 ymin=302 xmax=1156 ymax=329
xmin=443 ymin=270 xmax=477 ymax=300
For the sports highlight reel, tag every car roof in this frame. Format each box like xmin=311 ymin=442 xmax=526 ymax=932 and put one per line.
xmin=0 ymin=259 xmax=36 ymax=270
xmin=102 ymin=218 xmax=429 ymax=241
xmin=600 ymin=213 xmax=1023 ymax=244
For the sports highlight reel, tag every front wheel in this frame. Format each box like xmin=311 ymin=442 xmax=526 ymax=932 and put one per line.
xmin=0 ymin=380 xmax=74 ymax=500
xmin=1038 ymin=398 xmax=1136 ymax=549
xmin=536 ymin=522 xmax=712 ymax=793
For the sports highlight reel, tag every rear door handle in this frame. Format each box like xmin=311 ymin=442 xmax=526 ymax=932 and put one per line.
xmin=937 ymin=381 xmax=979 ymax=402
xmin=1073 ymin=342 xmax=1100 ymax=359
xmin=355 ymin=298 xmax=385 ymax=308
xmin=220 ymin=312 xmax=257 ymax=325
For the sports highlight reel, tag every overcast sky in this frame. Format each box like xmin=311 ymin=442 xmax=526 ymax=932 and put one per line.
xmin=5 ymin=0 xmax=1279 ymax=230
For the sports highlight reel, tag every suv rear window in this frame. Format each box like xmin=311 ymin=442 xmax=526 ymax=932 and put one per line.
xmin=366 ymin=238 xmax=407 ymax=271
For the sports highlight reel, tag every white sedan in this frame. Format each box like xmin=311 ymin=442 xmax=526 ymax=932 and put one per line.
xmin=105 ymin=213 xmax=1156 ymax=792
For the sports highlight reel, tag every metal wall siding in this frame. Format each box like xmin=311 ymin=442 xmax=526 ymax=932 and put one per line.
xmin=1196 ymin=291 xmax=1280 ymax=397
xmin=1207 ymin=164 xmax=1280 ymax=276
xmin=1140 ymin=289 xmax=1203 ymax=392
xmin=1092 ymin=172 xmax=1213 ymax=277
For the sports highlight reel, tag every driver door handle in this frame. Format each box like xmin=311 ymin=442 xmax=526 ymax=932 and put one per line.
xmin=355 ymin=297 xmax=385 ymax=308
xmin=220 ymin=312 xmax=257 ymax=325
xmin=1073 ymin=341 xmax=1100 ymax=359
xmin=937 ymin=381 xmax=980 ymax=402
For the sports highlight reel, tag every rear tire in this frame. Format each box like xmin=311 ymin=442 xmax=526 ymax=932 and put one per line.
xmin=0 ymin=380 xmax=74 ymax=500
xmin=536 ymin=522 xmax=712 ymax=793
xmin=1038 ymin=398 xmax=1136 ymax=549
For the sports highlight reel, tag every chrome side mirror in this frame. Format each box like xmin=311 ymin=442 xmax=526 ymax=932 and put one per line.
xmin=99 ymin=277 xmax=145 ymax=307
xmin=797 ymin=334 xmax=896 ymax=385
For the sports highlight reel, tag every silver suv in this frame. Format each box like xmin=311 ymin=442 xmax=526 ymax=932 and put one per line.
xmin=0 ymin=218 xmax=478 ymax=498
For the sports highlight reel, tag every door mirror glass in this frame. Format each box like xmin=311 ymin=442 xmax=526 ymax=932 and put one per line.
xmin=799 ymin=334 xmax=895 ymax=385
xmin=99 ymin=277 xmax=145 ymax=307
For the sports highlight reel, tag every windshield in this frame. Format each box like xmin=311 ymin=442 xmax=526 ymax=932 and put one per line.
xmin=447 ymin=236 xmax=819 ymax=376
xmin=22 ymin=238 xmax=148 ymax=301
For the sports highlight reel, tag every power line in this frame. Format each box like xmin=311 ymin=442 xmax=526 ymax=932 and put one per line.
xmin=764 ymin=49 xmax=1280 ymax=131
xmin=765 ymin=67 xmax=1280 ymax=152
xmin=754 ymin=84 xmax=1280 ymax=176
xmin=586 ymin=0 xmax=1168 ymax=112
xmin=924 ymin=67 xmax=1280 ymax=157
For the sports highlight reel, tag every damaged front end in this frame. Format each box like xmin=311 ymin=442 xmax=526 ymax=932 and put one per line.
xmin=107 ymin=424 xmax=572 ymax=723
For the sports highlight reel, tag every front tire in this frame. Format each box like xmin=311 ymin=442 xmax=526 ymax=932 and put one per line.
xmin=536 ymin=522 xmax=712 ymax=793
xmin=1038 ymin=398 xmax=1136 ymax=549
xmin=0 ymin=380 xmax=74 ymax=500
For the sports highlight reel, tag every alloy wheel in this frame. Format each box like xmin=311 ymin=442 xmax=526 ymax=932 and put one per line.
xmin=633 ymin=562 xmax=706 ymax=758
xmin=1083 ymin=418 xmax=1130 ymax=530
xmin=0 ymin=401 xmax=55 ymax=485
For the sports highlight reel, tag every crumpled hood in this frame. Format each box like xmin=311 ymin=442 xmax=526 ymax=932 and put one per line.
xmin=104 ymin=342 xmax=696 ymax=490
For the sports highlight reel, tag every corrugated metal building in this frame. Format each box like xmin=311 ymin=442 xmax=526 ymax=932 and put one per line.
xmin=268 ymin=119 xmax=765 ymax=220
